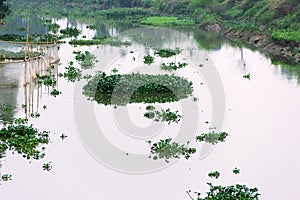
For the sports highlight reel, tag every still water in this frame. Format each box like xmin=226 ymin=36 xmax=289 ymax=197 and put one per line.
xmin=0 ymin=18 xmax=300 ymax=200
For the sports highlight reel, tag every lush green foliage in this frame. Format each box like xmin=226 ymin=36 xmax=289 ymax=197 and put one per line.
xmin=188 ymin=183 xmax=260 ymax=200
xmin=161 ymin=62 xmax=188 ymax=71
xmin=208 ymin=171 xmax=220 ymax=179
xmin=147 ymin=139 xmax=196 ymax=162
xmin=154 ymin=48 xmax=182 ymax=58
xmin=83 ymin=72 xmax=193 ymax=106
xmin=58 ymin=62 xmax=82 ymax=82
xmin=69 ymin=36 xmax=131 ymax=46
xmin=196 ymin=131 xmax=229 ymax=145
xmin=141 ymin=16 xmax=194 ymax=27
xmin=272 ymin=29 xmax=300 ymax=43
xmin=0 ymin=120 xmax=49 ymax=160
xmin=60 ymin=27 xmax=81 ymax=38
xmin=143 ymin=55 xmax=155 ymax=65
xmin=74 ymin=51 xmax=97 ymax=69
xmin=144 ymin=106 xmax=182 ymax=124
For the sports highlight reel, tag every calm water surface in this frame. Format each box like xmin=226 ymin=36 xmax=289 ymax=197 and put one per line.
xmin=0 ymin=18 xmax=300 ymax=200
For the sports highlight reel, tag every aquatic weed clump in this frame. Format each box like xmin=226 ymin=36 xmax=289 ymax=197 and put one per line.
xmin=83 ymin=72 xmax=193 ymax=106
xmin=0 ymin=120 xmax=50 ymax=160
xmin=147 ymin=139 xmax=196 ymax=162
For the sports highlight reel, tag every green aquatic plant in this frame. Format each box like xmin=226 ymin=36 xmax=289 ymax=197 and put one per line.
xmin=83 ymin=72 xmax=193 ymax=106
xmin=86 ymin=24 xmax=97 ymax=30
xmin=143 ymin=55 xmax=155 ymax=65
xmin=187 ymin=183 xmax=260 ymax=200
xmin=59 ymin=62 xmax=82 ymax=82
xmin=154 ymin=48 xmax=182 ymax=58
xmin=60 ymin=27 xmax=81 ymax=38
xmin=74 ymin=51 xmax=97 ymax=69
xmin=111 ymin=68 xmax=119 ymax=73
xmin=60 ymin=133 xmax=68 ymax=140
xmin=50 ymin=89 xmax=61 ymax=97
xmin=0 ymin=50 xmax=42 ymax=60
xmin=233 ymin=167 xmax=240 ymax=175
xmin=147 ymin=139 xmax=196 ymax=162
xmin=30 ymin=112 xmax=40 ymax=118
xmin=144 ymin=107 xmax=182 ymax=124
xmin=1 ymin=174 xmax=12 ymax=181
xmin=161 ymin=62 xmax=188 ymax=71
xmin=243 ymin=73 xmax=251 ymax=80
xmin=196 ymin=131 xmax=229 ymax=145
xmin=141 ymin=16 xmax=194 ymax=27
xmin=0 ymin=122 xmax=49 ymax=160
xmin=208 ymin=171 xmax=220 ymax=179
xmin=69 ymin=36 xmax=131 ymax=46
xmin=42 ymin=162 xmax=52 ymax=171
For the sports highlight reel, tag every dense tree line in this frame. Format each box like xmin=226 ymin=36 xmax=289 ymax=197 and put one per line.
xmin=0 ymin=0 xmax=9 ymax=19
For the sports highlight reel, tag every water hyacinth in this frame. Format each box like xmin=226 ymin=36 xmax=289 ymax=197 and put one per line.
xmin=161 ymin=62 xmax=188 ymax=71
xmin=0 ymin=121 xmax=50 ymax=160
xmin=144 ymin=106 xmax=182 ymax=124
xmin=147 ymin=139 xmax=196 ymax=162
xmin=154 ymin=48 xmax=182 ymax=58
xmin=83 ymin=72 xmax=193 ymax=106
xmin=196 ymin=131 xmax=229 ymax=145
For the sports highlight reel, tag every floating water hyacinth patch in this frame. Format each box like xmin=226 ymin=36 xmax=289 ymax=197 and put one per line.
xmin=208 ymin=171 xmax=220 ymax=179
xmin=83 ymin=72 xmax=193 ymax=106
xmin=154 ymin=48 xmax=182 ymax=58
xmin=36 ymin=74 xmax=57 ymax=87
xmin=73 ymin=51 xmax=97 ymax=69
xmin=50 ymin=89 xmax=61 ymax=97
xmin=60 ymin=27 xmax=81 ymax=38
xmin=42 ymin=162 xmax=52 ymax=172
xmin=60 ymin=133 xmax=68 ymax=140
xmin=243 ymin=73 xmax=251 ymax=80
xmin=143 ymin=55 xmax=155 ymax=65
xmin=187 ymin=183 xmax=260 ymax=200
xmin=144 ymin=106 xmax=182 ymax=124
xmin=146 ymin=139 xmax=196 ymax=162
xmin=0 ymin=122 xmax=49 ymax=160
xmin=1 ymin=174 xmax=12 ymax=181
xmin=161 ymin=62 xmax=188 ymax=71
xmin=30 ymin=112 xmax=41 ymax=118
xmin=233 ymin=167 xmax=240 ymax=174
xmin=59 ymin=62 xmax=82 ymax=82
xmin=196 ymin=131 xmax=229 ymax=145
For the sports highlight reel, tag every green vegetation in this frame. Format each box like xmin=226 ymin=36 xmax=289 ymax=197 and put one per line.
xmin=154 ymin=48 xmax=182 ymax=58
xmin=0 ymin=119 xmax=49 ymax=160
xmin=196 ymin=131 xmax=229 ymax=145
xmin=187 ymin=183 xmax=260 ymax=200
xmin=69 ymin=36 xmax=131 ymax=46
xmin=50 ymin=89 xmax=61 ymax=97
xmin=0 ymin=50 xmax=41 ymax=60
xmin=144 ymin=106 xmax=182 ymax=124
xmin=143 ymin=55 xmax=155 ymax=65
xmin=59 ymin=62 xmax=82 ymax=82
xmin=147 ymin=139 xmax=196 ymax=162
xmin=141 ymin=16 xmax=194 ymax=27
xmin=42 ymin=162 xmax=52 ymax=171
xmin=1 ymin=174 xmax=12 ymax=181
xmin=60 ymin=27 xmax=81 ymax=38
xmin=208 ymin=171 xmax=220 ymax=179
xmin=161 ymin=62 xmax=188 ymax=71
xmin=233 ymin=167 xmax=241 ymax=174
xmin=243 ymin=73 xmax=251 ymax=80
xmin=83 ymin=72 xmax=193 ymax=106
xmin=271 ymin=29 xmax=300 ymax=43
xmin=74 ymin=51 xmax=97 ymax=69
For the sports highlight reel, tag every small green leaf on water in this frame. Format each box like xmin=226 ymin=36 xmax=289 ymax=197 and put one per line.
xmin=233 ymin=167 xmax=240 ymax=174
xmin=208 ymin=171 xmax=220 ymax=179
xmin=60 ymin=133 xmax=68 ymax=140
xmin=42 ymin=162 xmax=52 ymax=171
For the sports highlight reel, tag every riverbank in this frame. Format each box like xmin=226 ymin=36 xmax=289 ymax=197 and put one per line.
xmin=205 ymin=24 xmax=300 ymax=64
